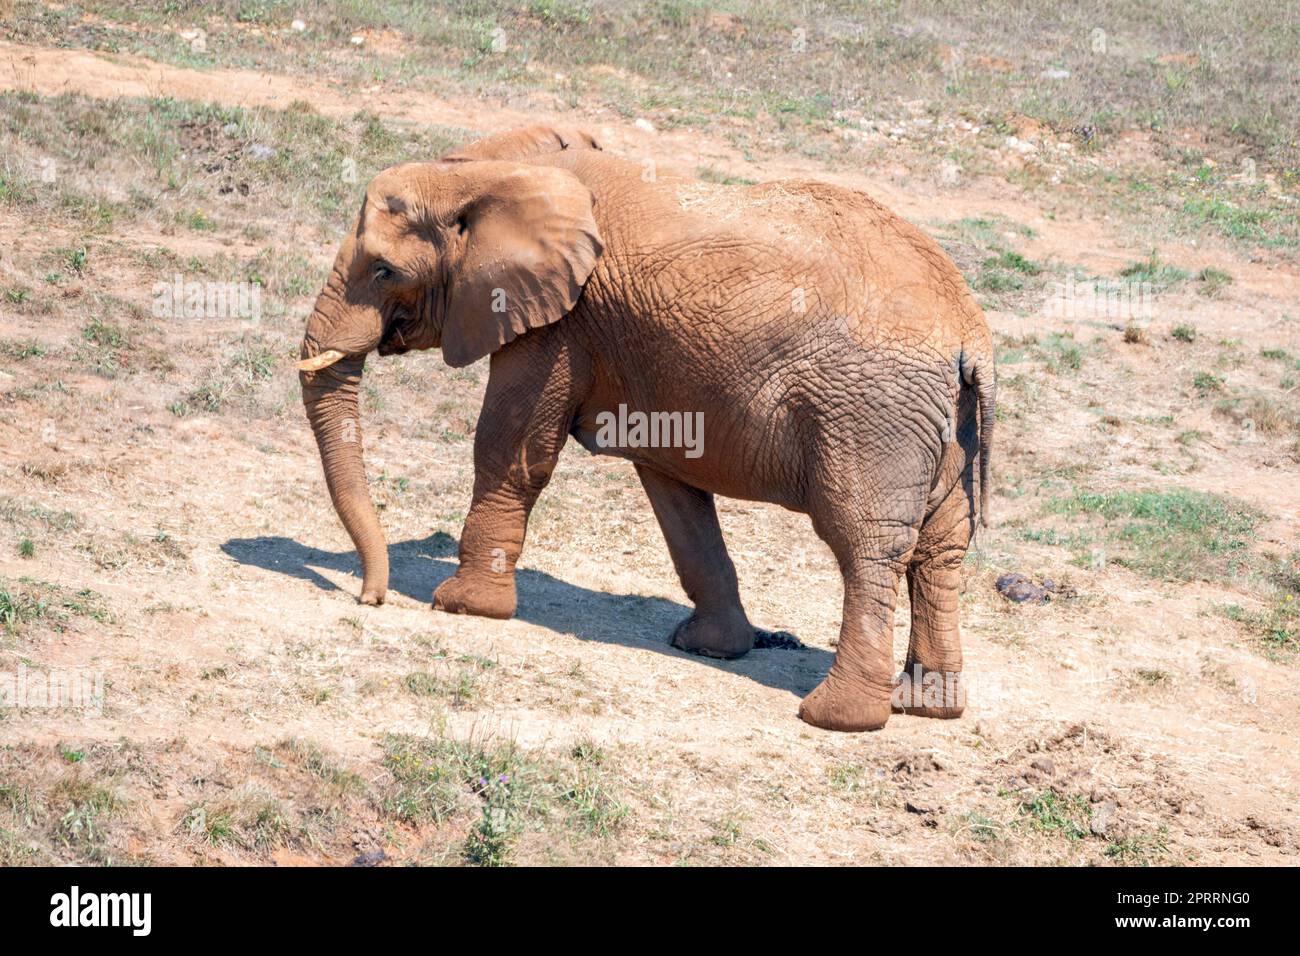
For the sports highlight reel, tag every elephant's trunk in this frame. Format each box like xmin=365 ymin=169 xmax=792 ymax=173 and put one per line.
xmin=301 ymin=353 xmax=389 ymax=605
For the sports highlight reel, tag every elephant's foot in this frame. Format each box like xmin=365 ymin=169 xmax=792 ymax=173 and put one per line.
xmin=432 ymin=573 xmax=516 ymax=620
xmin=798 ymin=670 xmax=892 ymax=732
xmin=670 ymin=607 xmax=754 ymax=659
xmin=891 ymin=663 xmax=965 ymax=719
xmin=358 ymin=587 xmax=385 ymax=606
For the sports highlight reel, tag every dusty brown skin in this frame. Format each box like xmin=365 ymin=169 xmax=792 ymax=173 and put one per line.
xmin=299 ymin=125 xmax=995 ymax=732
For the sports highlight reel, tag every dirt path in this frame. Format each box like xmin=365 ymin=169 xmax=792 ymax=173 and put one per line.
xmin=1 ymin=38 xmax=1297 ymax=865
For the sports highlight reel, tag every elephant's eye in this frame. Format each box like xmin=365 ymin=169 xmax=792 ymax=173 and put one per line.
xmin=373 ymin=262 xmax=395 ymax=282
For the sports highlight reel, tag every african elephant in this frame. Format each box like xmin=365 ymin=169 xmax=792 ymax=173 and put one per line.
xmin=297 ymin=125 xmax=995 ymax=732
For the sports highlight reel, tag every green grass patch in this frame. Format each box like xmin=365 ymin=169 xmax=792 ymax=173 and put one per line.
xmin=52 ymin=778 xmax=120 ymax=859
xmin=183 ymin=791 xmax=290 ymax=852
xmin=1041 ymin=489 xmax=1261 ymax=582
xmin=1119 ymin=251 xmax=1189 ymax=289
xmin=1197 ymin=266 xmax=1233 ymax=297
xmin=0 ymin=577 xmax=110 ymax=637
xmin=1216 ymin=553 xmax=1300 ymax=654
xmin=986 ymin=250 xmax=1042 ymax=275
xmin=1193 ymin=371 xmax=1225 ymax=393
xmin=1104 ymin=829 xmax=1170 ymax=866
xmin=1012 ymin=790 xmax=1090 ymax=841
xmin=381 ymin=730 xmax=627 ymax=866
xmin=400 ymin=669 xmax=476 ymax=704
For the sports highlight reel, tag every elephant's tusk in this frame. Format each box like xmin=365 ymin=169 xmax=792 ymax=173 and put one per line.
xmin=297 ymin=349 xmax=346 ymax=372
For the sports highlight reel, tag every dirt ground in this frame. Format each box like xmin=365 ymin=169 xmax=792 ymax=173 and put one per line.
xmin=0 ymin=11 xmax=1297 ymax=866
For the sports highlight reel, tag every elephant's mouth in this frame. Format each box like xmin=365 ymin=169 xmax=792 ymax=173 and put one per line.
xmin=376 ymin=315 xmax=412 ymax=356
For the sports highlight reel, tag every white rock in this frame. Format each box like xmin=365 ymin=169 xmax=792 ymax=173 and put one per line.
xmin=350 ymin=35 xmax=365 ymax=46
xmin=291 ymin=19 xmax=307 ymax=32
xmin=634 ymin=118 xmax=656 ymax=133
xmin=1040 ymin=68 xmax=1070 ymax=80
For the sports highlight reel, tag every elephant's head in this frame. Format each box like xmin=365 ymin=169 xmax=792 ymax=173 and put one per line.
xmin=297 ymin=158 xmax=604 ymax=604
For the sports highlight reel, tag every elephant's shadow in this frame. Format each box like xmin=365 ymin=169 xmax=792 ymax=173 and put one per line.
xmin=220 ymin=532 xmax=833 ymax=697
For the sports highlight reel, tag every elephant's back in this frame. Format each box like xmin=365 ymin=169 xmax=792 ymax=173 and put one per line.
xmin=664 ymin=177 xmax=977 ymax=357
xmin=562 ymin=151 xmax=983 ymax=363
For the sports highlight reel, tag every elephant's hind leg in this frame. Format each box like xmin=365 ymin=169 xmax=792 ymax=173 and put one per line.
xmin=894 ymin=456 xmax=977 ymax=719
xmin=636 ymin=465 xmax=755 ymax=659
xmin=798 ymin=478 xmax=926 ymax=732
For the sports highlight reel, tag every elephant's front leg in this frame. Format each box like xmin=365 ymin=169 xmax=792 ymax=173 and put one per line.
xmin=636 ymin=465 xmax=755 ymax=658
xmin=433 ymin=338 xmax=579 ymax=619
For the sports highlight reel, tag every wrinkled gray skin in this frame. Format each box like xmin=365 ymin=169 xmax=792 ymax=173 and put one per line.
xmin=299 ymin=125 xmax=995 ymax=732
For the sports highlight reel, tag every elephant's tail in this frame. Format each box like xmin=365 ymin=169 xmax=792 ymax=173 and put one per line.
xmin=960 ymin=350 xmax=996 ymax=528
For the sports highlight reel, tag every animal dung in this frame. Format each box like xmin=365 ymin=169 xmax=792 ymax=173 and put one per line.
xmin=995 ymin=572 xmax=1075 ymax=604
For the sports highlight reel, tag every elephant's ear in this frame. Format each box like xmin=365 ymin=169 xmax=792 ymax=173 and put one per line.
xmin=441 ymin=125 xmax=601 ymax=163
xmin=442 ymin=164 xmax=603 ymax=368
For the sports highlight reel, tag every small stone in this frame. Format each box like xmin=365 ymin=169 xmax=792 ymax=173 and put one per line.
xmin=634 ymin=118 xmax=656 ymax=133
xmin=1030 ymin=757 xmax=1055 ymax=775
xmin=246 ymin=143 xmax=276 ymax=160
xmin=291 ymin=19 xmax=307 ymax=31
xmin=1090 ymin=800 xmax=1117 ymax=837
xmin=350 ymin=34 xmax=365 ymax=46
